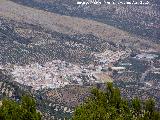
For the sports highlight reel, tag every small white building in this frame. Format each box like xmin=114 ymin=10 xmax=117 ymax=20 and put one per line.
xmin=111 ymin=67 xmax=126 ymax=73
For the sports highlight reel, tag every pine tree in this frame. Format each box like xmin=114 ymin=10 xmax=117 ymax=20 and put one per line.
xmin=72 ymin=82 xmax=160 ymax=120
xmin=0 ymin=95 xmax=42 ymax=120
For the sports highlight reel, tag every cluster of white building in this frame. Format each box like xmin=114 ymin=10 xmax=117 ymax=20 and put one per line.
xmin=94 ymin=50 xmax=128 ymax=63
xmin=0 ymin=50 xmax=130 ymax=90
xmin=10 ymin=60 xmax=84 ymax=90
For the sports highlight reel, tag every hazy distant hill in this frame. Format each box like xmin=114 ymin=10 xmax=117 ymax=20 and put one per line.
xmin=11 ymin=0 xmax=160 ymax=41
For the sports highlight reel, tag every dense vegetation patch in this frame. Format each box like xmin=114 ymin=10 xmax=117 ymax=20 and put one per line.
xmin=72 ymin=83 xmax=160 ymax=120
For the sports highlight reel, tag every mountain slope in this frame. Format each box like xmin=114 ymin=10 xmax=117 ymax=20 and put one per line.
xmin=11 ymin=0 xmax=160 ymax=41
xmin=0 ymin=0 xmax=159 ymax=53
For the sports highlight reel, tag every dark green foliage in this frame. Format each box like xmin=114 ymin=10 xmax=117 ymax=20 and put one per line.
xmin=72 ymin=82 xmax=160 ymax=120
xmin=0 ymin=95 xmax=42 ymax=120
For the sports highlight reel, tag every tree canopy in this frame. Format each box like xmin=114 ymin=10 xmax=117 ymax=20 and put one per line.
xmin=72 ymin=82 xmax=160 ymax=120
xmin=0 ymin=95 xmax=42 ymax=120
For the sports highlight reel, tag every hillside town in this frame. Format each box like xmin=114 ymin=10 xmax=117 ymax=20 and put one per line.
xmin=1 ymin=48 xmax=159 ymax=92
xmin=0 ymin=49 xmax=130 ymax=90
